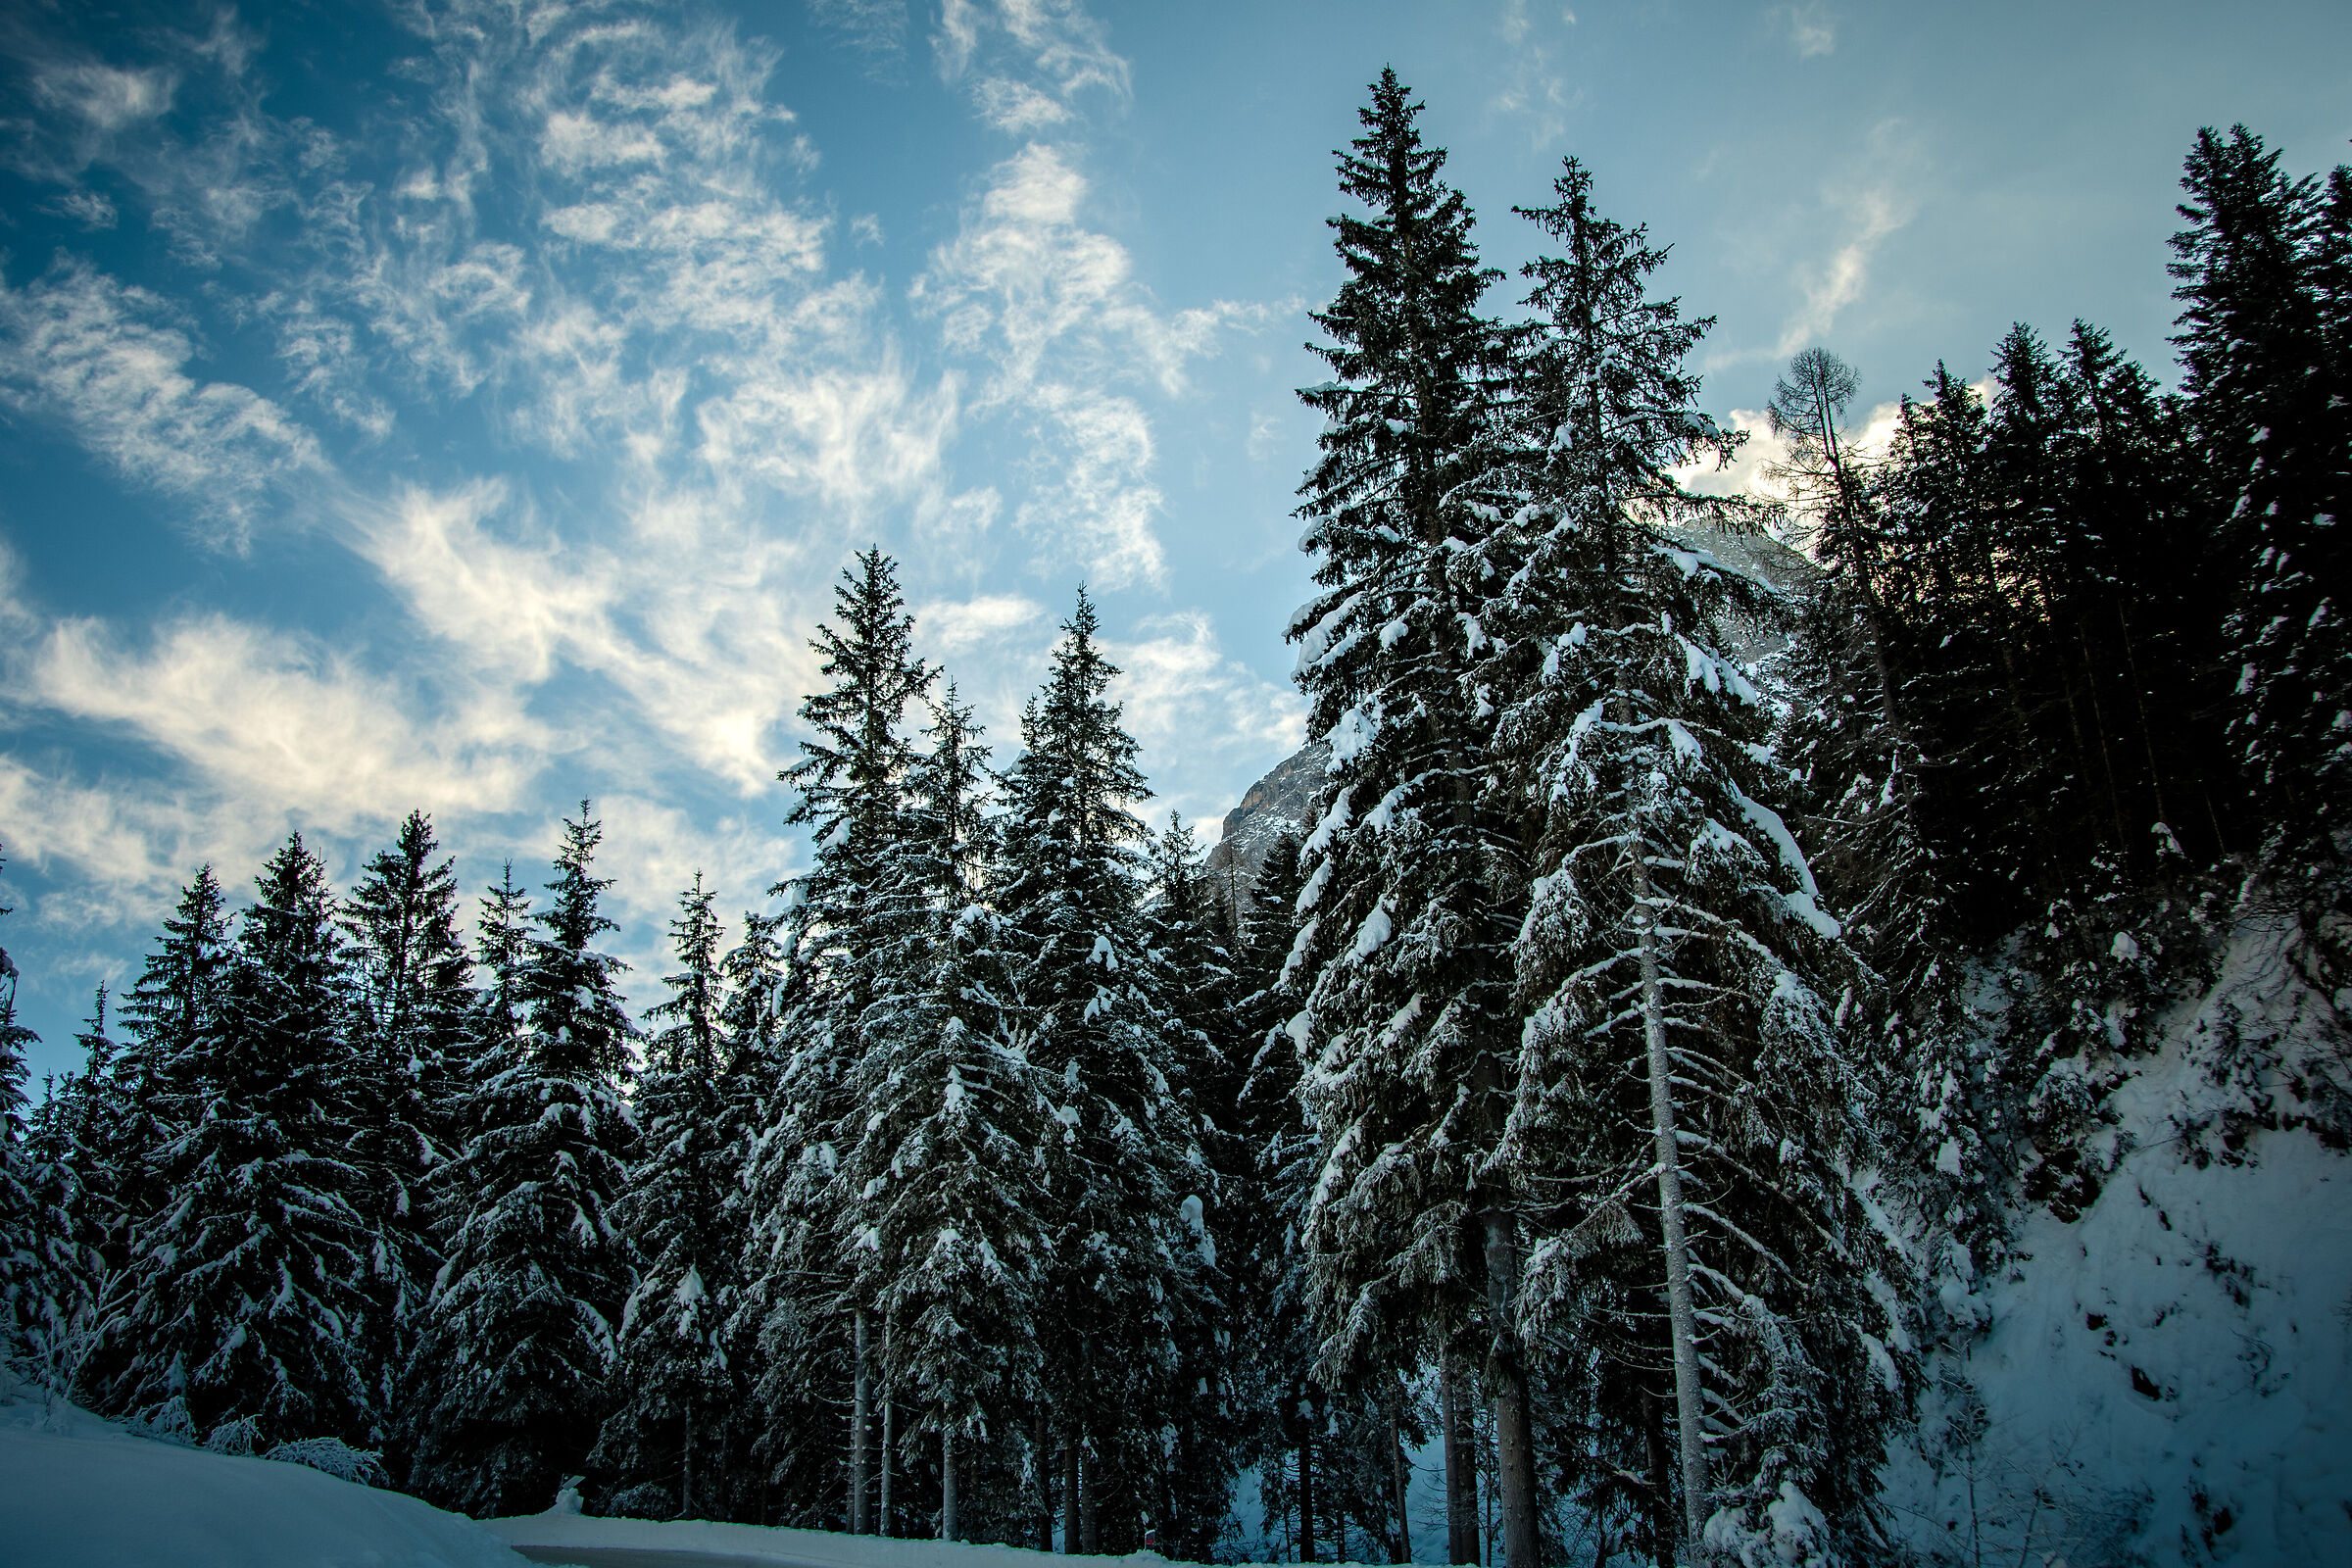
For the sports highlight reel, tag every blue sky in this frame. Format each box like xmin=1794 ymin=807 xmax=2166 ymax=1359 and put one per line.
xmin=2 ymin=0 xmax=2346 ymax=1081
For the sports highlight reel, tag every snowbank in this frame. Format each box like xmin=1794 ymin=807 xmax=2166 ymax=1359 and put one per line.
xmin=487 ymin=1511 xmax=1400 ymax=1568
xmin=0 ymin=1380 xmax=525 ymax=1568
xmin=1886 ymin=918 xmax=2352 ymax=1564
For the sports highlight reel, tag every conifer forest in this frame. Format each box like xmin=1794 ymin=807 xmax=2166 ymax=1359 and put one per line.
xmin=3 ymin=73 xmax=2348 ymax=1568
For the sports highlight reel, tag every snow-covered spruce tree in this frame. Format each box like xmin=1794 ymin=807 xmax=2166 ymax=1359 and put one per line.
xmin=1138 ymin=813 xmax=1247 ymax=1560
xmin=1493 ymin=158 xmax=1911 ymax=1563
xmin=737 ymin=548 xmax=937 ymax=1532
xmin=1764 ymin=349 xmax=1947 ymax=994
xmin=993 ymin=590 xmax=1203 ymax=1553
xmin=842 ymin=689 xmax=1051 ymax=1544
xmin=338 ymin=810 xmax=477 ymax=1435
xmin=97 ymin=868 xmax=231 ymax=1286
xmin=0 ymin=858 xmax=43 ymax=1368
xmin=1285 ymin=66 xmax=1531 ymax=1568
xmin=594 ymin=874 xmax=750 ymax=1522
xmin=18 ymin=988 xmax=120 ymax=1396
xmin=101 ymin=834 xmax=379 ymax=1450
xmin=1224 ymin=831 xmax=1331 ymax=1559
xmin=409 ymin=807 xmax=639 ymax=1517
xmin=2173 ymin=126 xmax=2351 ymax=873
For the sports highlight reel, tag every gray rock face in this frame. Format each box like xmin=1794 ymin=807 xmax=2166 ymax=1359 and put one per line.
xmin=1204 ymin=740 xmax=1329 ymax=911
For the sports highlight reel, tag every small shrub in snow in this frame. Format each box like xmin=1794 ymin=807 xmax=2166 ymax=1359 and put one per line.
xmin=261 ymin=1436 xmax=390 ymax=1488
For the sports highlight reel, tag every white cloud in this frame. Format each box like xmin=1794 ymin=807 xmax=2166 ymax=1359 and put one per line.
xmin=917 ymin=592 xmax=1046 ymax=656
xmin=936 ymin=0 xmax=1129 ymax=125
xmin=30 ymin=61 xmax=174 ymax=132
xmin=1490 ymin=0 xmax=1587 ymax=149
xmin=1771 ymin=3 xmax=1838 ymax=59
xmin=25 ymin=610 xmax=542 ymax=832
xmin=914 ymin=143 xmax=1266 ymax=586
xmin=0 ymin=261 xmax=326 ymax=544
xmin=1770 ymin=122 xmax=1921 ymax=357
xmin=1108 ymin=612 xmax=1307 ymax=828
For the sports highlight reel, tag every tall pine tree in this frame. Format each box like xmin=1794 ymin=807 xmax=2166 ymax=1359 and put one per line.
xmin=410 ymin=807 xmax=639 ymax=1516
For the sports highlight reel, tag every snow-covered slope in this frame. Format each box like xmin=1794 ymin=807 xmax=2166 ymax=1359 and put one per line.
xmin=487 ymin=1512 xmax=1406 ymax=1568
xmin=0 ymin=1379 xmax=526 ymax=1568
xmin=1886 ymin=917 xmax=2352 ymax=1565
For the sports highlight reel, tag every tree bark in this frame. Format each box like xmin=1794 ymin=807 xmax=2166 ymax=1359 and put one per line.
xmin=880 ymin=1392 xmax=895 ymax=1538
xmin=1298 ymin=1432 xmax=1317 ymax=1565
xmin=1481 ymin=1207 xmax=1543 ymax=1568
xmin=1443 ymin=1357 xmax=1480 ymax=1565
xmin=1642 ymin=1390 xmax=1677 ymax=1568
xmin=1062 ymin=1433 xmax=1081 ymax=1553
xmin=680 ymin=1401 xmax=695 ymax=1522
xmin=852 ymin=1311 xmax=870 ymax=1534
xmin=1038 ymin=1410 xmax=1056 ymax=1551
xmin=1389 ymin=1376 xmax=1412 ymax=1564
xmin=1081 ymin=1441 xmax=1101 ymax=1554
xmin=1630 ymin=836 xmax=1709 ymax=1556
xmin=942 ymin=1426 xmax=958 ymax=1542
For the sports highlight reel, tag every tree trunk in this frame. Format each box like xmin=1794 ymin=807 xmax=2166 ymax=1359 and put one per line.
xmin=1389 ymin=1376 xmax=1412 ymax=1564
xmin=1063 ymin=1433 xmax=1081 ymax=1553
xmin=1081 ymin=1442 xmax=1101 ymax=1554
xmin=880 ymin=1392 xmax=895 ymax=1538
xmin=1631 ymin=847 xmax=1709 ymax=1555
xmin=1038 ymin=1410 xmax=1056 ymax=1551
xmin=942 ymin=1426 xmax=958 ymax=1542
xmin=1443 ymin=1357 xmax=1479 ymax=1565
xmin=852 ymin=1311 xmax=870 ymax=1534
xmin=1642 ymin=1390 xmax=1676 ymax=1568
xmin=1481 ymin=1207 xmax=1543 ymax=1568
xmin=680 ymin=1401 xmax=695 ymax=1522
xmin=1299 ymin=1432 xmax=1317 ymax=1565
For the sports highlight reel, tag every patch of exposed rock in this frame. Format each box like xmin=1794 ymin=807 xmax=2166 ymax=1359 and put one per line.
xmin=1204 ymin=741 xmax=1328 ymax=912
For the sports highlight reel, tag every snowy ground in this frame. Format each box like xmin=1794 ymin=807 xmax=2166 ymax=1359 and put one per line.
xmin=0 ymin=1375 xmax=525 ymax=1567
xmin=2 ymin=1379 xmax=1394 ymax=1568
xmin=1883 ymin=917 xmax=2352 ymax=1565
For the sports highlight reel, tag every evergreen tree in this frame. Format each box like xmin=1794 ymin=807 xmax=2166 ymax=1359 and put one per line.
xmin=995 ymin=590 xmax=1203 ymax=1553
xmin=0 ymin=857 xmax=44 ymax=1368
xmin=20 ymin=988 xmax=119 ymax=1395
xmin=1491 ymin=157 xmax=1911 ymax=1563
xmin=102 ymin=866 xmax=232 ymax=1275
xmin=845 ymin=691 xmax=1049 ymax=1543
xmin=737 ymin=548 xmax=937 ymax=1533
xmin=410 ymin=807 xmax=639 ymax=1516
xmin=595 ymin=875 xmax=749 ymax=1521
xmin=100 ymin=835 xmax=379 ymax=1450
xmin=339 ymin=810 xmax=476 ymax=1434
xmin=1286 ymin=66 xmax=1530 ymax=1567
xmin=1139 ymin=813 xmax=1247 ymax=1558
xmin=2172 ymin=125 xmax=2352 ymax=864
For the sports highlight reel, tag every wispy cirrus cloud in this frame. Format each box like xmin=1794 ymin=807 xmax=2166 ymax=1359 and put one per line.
xmin=1770 ymin=2 xmax=1838 ymax=60
xmin=914 ymin=141 xmax=1268 ymax=587
xmin=0 ymin=260 xmax=327 ymax=545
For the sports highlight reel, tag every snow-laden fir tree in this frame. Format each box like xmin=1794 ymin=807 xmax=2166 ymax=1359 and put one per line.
xmin=993 ymin=590 xmax=1204 ymax=1553
xmin=1284 ymin=65 xmax=1532 ymax=1568
xmin=594 ymin=874 xmax=750 ymax=1522
xmin=840 ymin=689 xmax=1049 ymax=1543
xmin=1493 ymin=158 xmax=1911 ymax=1563
xmin=18 ymin=988 xmax=119 ymax=1396
xmin=409 ymin=808 xmax=639 ymax=1516
xmin=99 ymin=834 xmax=379 ymax=1450
xmin=2172 ymin=126 xmax=2351 ymax=868
xmin=1223 ymin=831 xmax=1334 ymax=1562
xmin=0 ymin=857 xmax=44 ymax=1369
xmin=1137 ymin=813 xmax=1248 ymax=1559
xmin=95 ymin=866 xmax=232 ymax=1291
xmin=338 ymin=810 xmax=477 ymax=1431
xmin=738 ymin=548 xmax=936 ymax=1533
